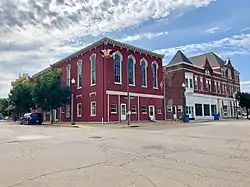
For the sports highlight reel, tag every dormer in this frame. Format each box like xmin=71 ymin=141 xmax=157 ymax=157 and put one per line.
xmin=204 ymin=57 xmax=213 ymax=76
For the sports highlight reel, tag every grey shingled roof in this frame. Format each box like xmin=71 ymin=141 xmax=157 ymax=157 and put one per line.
xmin=189 ymin=52 xmax=225 ymax=68
xmin=168 ymin=50 xmax=192 ymax=65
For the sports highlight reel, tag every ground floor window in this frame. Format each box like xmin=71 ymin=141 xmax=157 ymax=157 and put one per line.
xmin=66 ymin=105 xmax=70 ymax=118
xmin=195 ymin=104 xmax=202 ymax=116
xmin=157 ymin=106 xmax=162 ymax=114
xmin=178 ymin=105 xmax=183 ymax=112
xmin=91 ymin=101 xmax=96 ymax=116
xmin=61 ymin=107 xmax=65 ymax=113
xmin=142 ymin=105 xmax=147 ymax=114
xmin=131 ymin=105 xmax=136 ymax=114
xmin=203 ymin=104 xmax=210 ymax=116
xmin=77 ymin=103 xmax=82 ymax=117
xmin=211 ymin=105 xmax=217 ymax=115
xmin=167 ymin=105 xmax=172 ymax=112
xmin=111 ymin=104 xmax=117 ymax=114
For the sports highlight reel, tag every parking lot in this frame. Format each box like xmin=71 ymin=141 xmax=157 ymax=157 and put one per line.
xmin=1 ymin=120 xmax=250 ymax=187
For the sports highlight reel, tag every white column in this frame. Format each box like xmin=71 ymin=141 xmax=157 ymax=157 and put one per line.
xmin=107 ymin=94 xmax=110 ymax=123
xmin=118 ymin=95 xmax=121 ymax=122
xmin=209 ymin=105 xmax=212 ymax=116
xmin=137 ymin=96 xmax=140 ymax=121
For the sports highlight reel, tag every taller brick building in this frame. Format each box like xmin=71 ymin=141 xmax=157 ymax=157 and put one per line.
xmin=164 ymin=51 xmax=240 ymax=120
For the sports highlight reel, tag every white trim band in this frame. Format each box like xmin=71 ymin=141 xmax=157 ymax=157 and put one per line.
xmin=106 ymin=90 xmax=163 ymax=99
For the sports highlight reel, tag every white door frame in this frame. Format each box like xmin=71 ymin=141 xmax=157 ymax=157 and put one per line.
xmin=148 ymin=105 xmax=155 ymax=120
xmin=173 ymin=105 xmax=177 ymax=119
xmin=121 ymin=104 xmax=126 ymax=121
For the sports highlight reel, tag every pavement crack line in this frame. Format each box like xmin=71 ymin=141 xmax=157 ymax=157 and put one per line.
xmin=129 ymin=169 xmax=158 ymax=187
xmin=8 ymin=161 xmax=105 ymax=187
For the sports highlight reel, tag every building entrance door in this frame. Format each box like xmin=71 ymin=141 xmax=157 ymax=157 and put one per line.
xmin=121 ymin=104 xmax=126 ymax=120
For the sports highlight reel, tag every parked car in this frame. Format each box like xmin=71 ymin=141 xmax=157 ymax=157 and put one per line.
xmin=20 ymin=113 xmax=43 ymax=125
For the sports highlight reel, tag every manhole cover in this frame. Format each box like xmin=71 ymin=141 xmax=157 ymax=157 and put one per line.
xmin=89 ymin=136 xmax=102 ymax=139
xmin=143 ymin=145 xmax=164 ymax=150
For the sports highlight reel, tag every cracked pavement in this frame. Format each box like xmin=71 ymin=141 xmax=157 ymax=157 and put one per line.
xmin=0 ymin=120 xmax=250 ymax=186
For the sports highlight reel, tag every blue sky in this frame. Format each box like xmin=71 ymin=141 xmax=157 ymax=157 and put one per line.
xmin=0 ymin=0 xmax=250 ymax=97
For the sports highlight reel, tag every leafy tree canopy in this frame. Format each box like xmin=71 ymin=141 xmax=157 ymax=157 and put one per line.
xmin=9 ymin=80 xmax=35 ymax=113
xmin=0 ymin=98 xmax=8 ymax=114
xmin=236 ymin=92 xmax=250 ymax=109
xmin=32 ymin=69 xmax=70 ymax=112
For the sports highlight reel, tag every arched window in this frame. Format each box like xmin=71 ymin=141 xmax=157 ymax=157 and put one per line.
xmin=128 ymin=55 xmax=136 ymax=85
xmin=66 ymin=64 xmax=71 ymax=86
xmin=90 ymin=54 xmax=96 ymax=85
xmin=77 ymin=60 xmax=82 ymax=88
xmin=140 ymin=58 xmax=148 ymax=87
xmin=152 ymin=61 xmax=158 ymax=88
xmin=114 ymin=52 xmax=123 ymax=83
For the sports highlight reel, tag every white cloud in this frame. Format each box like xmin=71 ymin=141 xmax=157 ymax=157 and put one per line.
xmin=0 ymin=0 xmax=215 ymax=97
xmin=118 ymin=31 xmax=168 ymax=42
xmin=154 ymin=33 xmax=250 ymax=60
xmin=205 ymin=26 xmax=219 ymax=34
xmin=240 ymin=81 xmax=250 ymax=93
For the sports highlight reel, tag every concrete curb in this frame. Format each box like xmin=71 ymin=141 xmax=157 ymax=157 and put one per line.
xmin=44 ymin=124 xmax=81 ymax=128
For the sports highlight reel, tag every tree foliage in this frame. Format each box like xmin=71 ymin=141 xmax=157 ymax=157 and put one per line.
xmin=0 ymin=98 xmax=8 ymax=114
xmin=32 ymin=69 xmax=70 ymax=122
xmin=236 ymin=92 xmax=250 ymax=119
xmin=9 ymin=80 xmax=35 ymax=113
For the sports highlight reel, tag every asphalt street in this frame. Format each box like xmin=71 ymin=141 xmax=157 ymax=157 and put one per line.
xmin=1 ymin=120 xmax=250 ymax=187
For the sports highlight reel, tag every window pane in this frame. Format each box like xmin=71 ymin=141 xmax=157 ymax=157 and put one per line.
xmin=114 ymin=54 xmax=121 ymax=83
xmin=203 ymin=104 xmax=210 ymax=116
xmin=195 ymin=104 xmax=202 ymax=116
xmin=141 ymin=61 xmax=146 ymax=87
xmin=128 ymin=58 xmax=134 ymax=85
xmin=152 ymin=64 xmax=157 ymax=87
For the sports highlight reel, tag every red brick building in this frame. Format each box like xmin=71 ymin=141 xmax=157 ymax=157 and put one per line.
xmin=34 ymin=37 xmax=164 ymax=123
xmin=164 ymin=51 xmax=240 ymax=120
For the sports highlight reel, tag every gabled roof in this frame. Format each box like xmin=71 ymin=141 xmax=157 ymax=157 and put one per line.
xmin=168 ymin=50 xmax=192 ymax=66
xmin=189 ymin=52 xmax=225 ymax=68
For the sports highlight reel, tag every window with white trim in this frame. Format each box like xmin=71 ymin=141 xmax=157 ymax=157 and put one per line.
xmin=217 ymin=81 xmax=221 ymax=93
xmin=66 ymin=105 xmax=70 ymax=118
xmin=178 ymin=105 xmax=183 ymax=112
xmin=167 ymin=105 xmax=172 ymax=112
xmin=77 ymin=60 xmax=82 ymax=88
xmin=214 ymin=81 xmax=217 ymax=93
xmin=228 ymin=69 xmax=232 ymax=79
xmin=90 ymin=101 xmax=96 ymax=116
xmin=140 ymin=59 xmax=147 ymax=87
xmin=194 ymin=76 xmax=198 ymax=90
xmin=200 ymin=77 xmax=203 ymax=91
xmin=110 ymin=104 xmax=117 ymax=114
xmin=128 ymin=55 xmax=136 ymax=85
xmin=131 ymin=105 xmax=136 ymax=113
xmin=90 ymin=54 xmax=96 ymax=86
xmin=157 ymin=106 xmax=162 ymax=114
xmin=66 ymin=64 xmax=71 ymax=86
xmin=142 ymin=105 xmax=147 ymax=114
xmin=114 ymin=52 xmax=122 ymax=84
xmin=77 ymin=103 xmax=82 ymax=117
xmin=152 ymin=61 xmax=158 ymax=88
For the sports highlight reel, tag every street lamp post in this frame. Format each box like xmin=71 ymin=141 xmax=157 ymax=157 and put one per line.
xmin=71 ymin=78 xmax=76 ymax=125
xmin=182 ymin=83 xmax=186 ymax=119
xmin=234 ymin=92 xmax=239 ymax=119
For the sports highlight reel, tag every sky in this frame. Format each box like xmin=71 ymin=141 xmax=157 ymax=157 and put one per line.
xmin=0 ymin=0 xmax=250 ymax=97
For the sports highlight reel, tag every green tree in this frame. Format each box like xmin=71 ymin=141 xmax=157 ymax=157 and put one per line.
xmin=9 ymin=80 xmax=35 ymax=114
xmin=32 ymin=69 xmax=70 ymax=123
xmin=0 ymin=98 xmax=8 ymax=114
xmin=236 ymin=92 xmax=250 ymax=119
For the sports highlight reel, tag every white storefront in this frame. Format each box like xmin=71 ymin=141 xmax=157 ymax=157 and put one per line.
xmin=185 ymin=93 xmax=235 ymax=119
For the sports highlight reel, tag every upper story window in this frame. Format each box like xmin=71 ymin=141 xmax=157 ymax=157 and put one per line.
xmin=114 ymin=52 xmax=123 ymax=84
xmin=200 ymin=76 xmax=203 ymax=91
xmin=128 ymin=55 xmax=136 ymax=86
xmin=140 ymin=58 xmax=148 ymax=87
xmin=228 ymin=69 xmax=232 ymax=79
xmin=217 ymin=81 xmax=221 ymax=93
xmin=221 ymin=69 xmax=226 ymax=78
xmin=66 ymin=64 xmax=71 ymax=86
xmin=194 ymin=76 xmax=198 ymax=90
xmin=206 ymin=79 xmax=211 ymax=92
xmin=185 ymin=72 xmax=193 ymax=89
xmin=214 ymin=81 xmax=217 ymax=93
xmin=152 ymin=61 xmax=158 ymax=89
xmin=77 ymin=60 xmax=82 ymax=88
xmin=90 ymin=54 xmax=96 ymax=86
xmin=205 ymin=69 xmax=210 ymax=76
